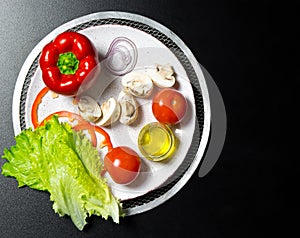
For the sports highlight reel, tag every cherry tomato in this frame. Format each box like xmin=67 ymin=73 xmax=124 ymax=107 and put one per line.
xmin=152 ymin=88 xmax=187 ymax=125
xmin=104 ymin=146 xmax=141 ymax=185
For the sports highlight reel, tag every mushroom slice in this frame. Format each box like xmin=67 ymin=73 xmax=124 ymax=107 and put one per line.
xmin=118 ymin=90 xmax=138 ymax=125
xmin=78 ymin=95 xmax=102 ymax=122
xmin=96 ymin=97 xmax=121 ymax=127
xmin=122 ymin=71 xmax=153 ymax=98
xmin=147 ymin=64 xmax=176 ymax=88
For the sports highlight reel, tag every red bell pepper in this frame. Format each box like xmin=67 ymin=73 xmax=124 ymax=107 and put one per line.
xmin=39 ymin=31 xmax=99 ymax=96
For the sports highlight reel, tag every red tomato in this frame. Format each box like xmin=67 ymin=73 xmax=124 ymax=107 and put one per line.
xmin=104 ymin=146 xmax=141 ymax=185
xmin=152 ymin=88 xmax=187 ymax=125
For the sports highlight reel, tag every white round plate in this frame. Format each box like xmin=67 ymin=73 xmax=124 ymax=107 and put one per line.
xmin=12 ymin=11 xmax=211 ymax=215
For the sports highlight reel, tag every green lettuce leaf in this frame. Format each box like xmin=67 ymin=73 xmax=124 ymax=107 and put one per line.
xmin=1 ymin=116 xmax=122 ymax=230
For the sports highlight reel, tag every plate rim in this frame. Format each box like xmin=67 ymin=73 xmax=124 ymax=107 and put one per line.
xmin=12 ymin=11 xmax=211 ymax=216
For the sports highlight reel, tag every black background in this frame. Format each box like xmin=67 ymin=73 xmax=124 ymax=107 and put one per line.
xmin=0 ymin=0 xmax=292 ymax=237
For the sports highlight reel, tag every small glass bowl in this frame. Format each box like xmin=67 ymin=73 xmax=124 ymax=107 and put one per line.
xmin=138 ymin=122 xmax=176 ymax=162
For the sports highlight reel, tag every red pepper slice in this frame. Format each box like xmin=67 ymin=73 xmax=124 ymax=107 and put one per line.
xmin=93 ymin=125 xmax=114 ymax=152
xmin=31 ymin=87 xmax=50 ymax=129
xmin=39 ymin=111 xmax=86 ymax=127
xmin=39 ymin=31 xmax=99 ymax=96
xmin=39 ymin=111 xmax=113 ymax=151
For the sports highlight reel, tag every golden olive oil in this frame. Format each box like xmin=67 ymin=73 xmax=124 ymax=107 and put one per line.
xmin=138 ymin=122 xmax=176 ymax=161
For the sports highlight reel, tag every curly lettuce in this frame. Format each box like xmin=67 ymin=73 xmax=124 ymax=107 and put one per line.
xmin=1 ymin=116 xmax=122 ymax=230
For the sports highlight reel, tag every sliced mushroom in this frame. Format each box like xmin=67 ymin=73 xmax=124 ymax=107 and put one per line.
xmin=158 ymin=64 xmax=175 ymax=79
xmin=122 ymin=71 xmax=153 ymax=98
xmin=96 ymin=97 xmax=121 ymax=126
xmin=118 ymin=90 xmax=138 ymax=125
xmin=147 ymin=64 xmax=176 ymax=88
xmin=78 ymin=96 xmax=102 ymax=122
